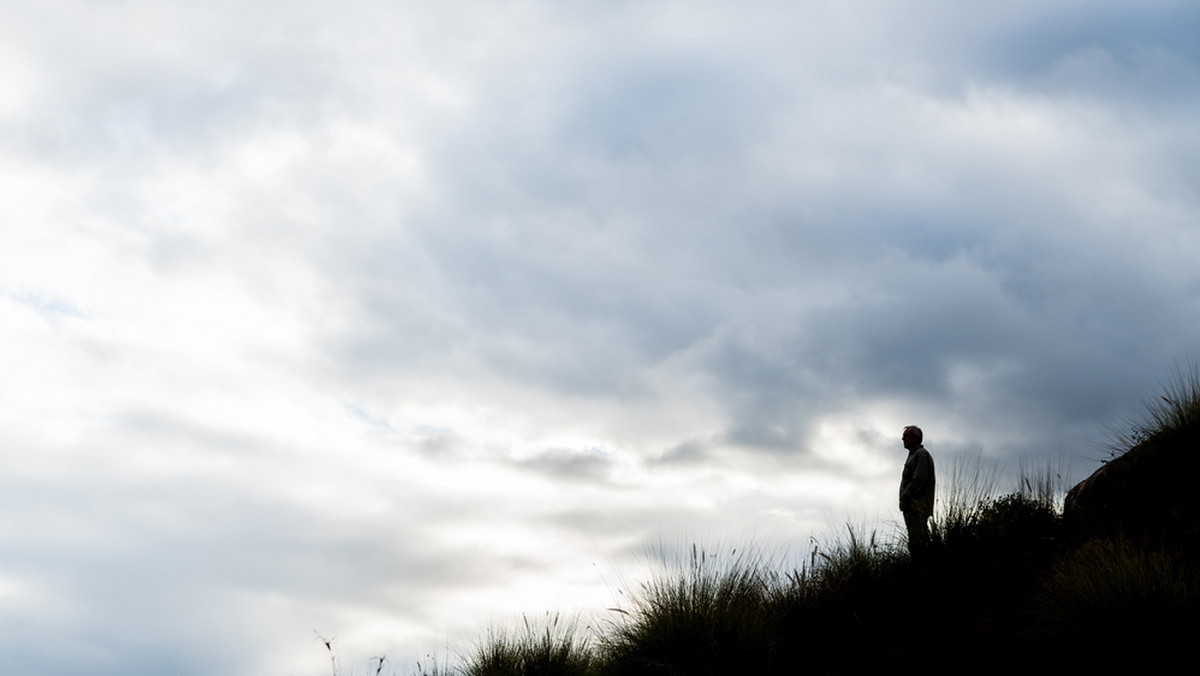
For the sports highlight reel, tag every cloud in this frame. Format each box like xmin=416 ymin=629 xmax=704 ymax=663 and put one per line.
xmin=2 ymin=1 xmax=1200 ymax=674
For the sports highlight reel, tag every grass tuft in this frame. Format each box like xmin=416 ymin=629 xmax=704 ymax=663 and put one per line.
xmin=1027 ymin=537 xmax=1200 ymax=668
xmin=463 ymin=612 xmax=595 ymax=676
xmin=931 ymin=453 xmax=1002 ymax=548
xmin=600 ymin=545 xmax=779 ymax=675
xmin=1108 ymin=362 xmax=1200 ymax=457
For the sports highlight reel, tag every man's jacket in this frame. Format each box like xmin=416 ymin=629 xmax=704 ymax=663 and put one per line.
xmin=900 ymin=445 xmax=935 ymax=517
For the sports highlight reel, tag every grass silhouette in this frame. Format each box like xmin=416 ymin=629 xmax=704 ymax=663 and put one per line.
xmin=408 ymin=496 xmax=1195 ymax=675
xmin=463 ymin=612 xmax=595 ymax=676
xmin=1107 ymin=362 xmax=1200 ymax=456
xmin=437 ymin=505 xmax=1192 ymax=675
xmin=435 ymin=482 xmax=1066 ymax=675
xmin=398 ymin=368 xmax=1200 ymax=675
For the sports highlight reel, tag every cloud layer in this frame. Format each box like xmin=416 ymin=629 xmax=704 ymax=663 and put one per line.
xmin=2 ymin=1 xmax=1198 ymax=673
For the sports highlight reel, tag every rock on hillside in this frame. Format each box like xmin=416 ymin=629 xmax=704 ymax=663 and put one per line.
xmin=1064 ymin=431 xmax=1199 ymax=551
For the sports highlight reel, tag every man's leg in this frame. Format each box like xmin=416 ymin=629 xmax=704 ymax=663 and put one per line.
xmin=903 ymin=509 xmax=929 ymax=556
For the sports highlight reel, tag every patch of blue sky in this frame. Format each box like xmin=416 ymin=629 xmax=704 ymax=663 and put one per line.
xmin=344 ymin=402 xmax=392 ymax=430
xmin=6 ymin=289 xmax=87 ymax=321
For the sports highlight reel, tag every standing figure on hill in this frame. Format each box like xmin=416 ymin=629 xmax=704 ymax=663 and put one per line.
xmin=899 ymin=425 xmax=935 ymax=556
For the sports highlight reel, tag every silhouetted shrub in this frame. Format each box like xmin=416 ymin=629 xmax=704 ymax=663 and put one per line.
xmin=600 ymin=547 xmax=778 ymax=676
xmin=464 ymin=613 xmax=595 ymax=676
xmin=1028 ymin=538 xmax=1200 ymax=669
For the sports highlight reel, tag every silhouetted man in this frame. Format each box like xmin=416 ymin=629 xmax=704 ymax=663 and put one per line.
xmin=899 ymin=425 xmax=935 ymax=556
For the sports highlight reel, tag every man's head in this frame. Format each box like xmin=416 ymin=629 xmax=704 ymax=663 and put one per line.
xmin=902 ymin=425 xmax=922 ymax=450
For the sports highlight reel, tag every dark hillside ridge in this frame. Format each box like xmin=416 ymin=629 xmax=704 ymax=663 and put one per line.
xmin=1065 ymin=428 xmax=1199 ymax=553
xmin=420 ymin=369 xmax=1200 ymax=675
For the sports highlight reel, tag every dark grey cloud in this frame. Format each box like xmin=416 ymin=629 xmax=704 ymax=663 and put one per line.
xmin=516 ymin=447 xmax=614 ymax=482
xmin=988 ymin=3 xmax=1200 ymax=90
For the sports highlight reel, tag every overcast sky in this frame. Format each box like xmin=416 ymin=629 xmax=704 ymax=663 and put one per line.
xmin=2 ymin=1 xmax=1199 ymax=674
